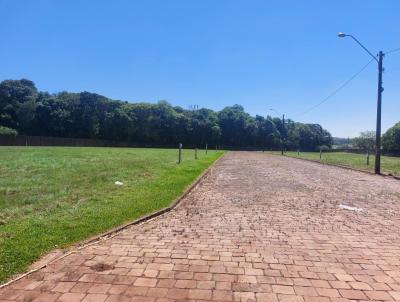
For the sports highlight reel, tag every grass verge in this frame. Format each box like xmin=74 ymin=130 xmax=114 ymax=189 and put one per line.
xmin=271 ymin=151 xmax=400 ymax=176
xmin=0 ymin=147 xmax=224 ymax=283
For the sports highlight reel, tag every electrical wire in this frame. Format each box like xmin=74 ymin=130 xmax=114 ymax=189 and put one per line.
xmin=385 ymin=47 xmax=400 ymax=55
xmin=294 ymin=58 xmax=375 ymax=117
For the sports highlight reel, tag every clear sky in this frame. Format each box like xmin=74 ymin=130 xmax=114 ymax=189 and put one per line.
xmin=1 ymin=0 xmax=399 ymax=137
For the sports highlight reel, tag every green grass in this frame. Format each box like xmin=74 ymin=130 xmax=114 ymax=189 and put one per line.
xmin=271 ymin=151 xmax=400 ymax=176
xmin=0 ymin=147 xmax=224 ymax=283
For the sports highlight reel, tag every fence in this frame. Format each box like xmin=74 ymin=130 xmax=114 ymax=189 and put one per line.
xmin=1 ymin=136 xmax=399 ymax=157
xmin=0 ymin=135 xmax=211 ymax=150
xmin=0 ymin=135 xmax=146 ymax=148
xmin=324 ymin=148 xmax=400 ymax=157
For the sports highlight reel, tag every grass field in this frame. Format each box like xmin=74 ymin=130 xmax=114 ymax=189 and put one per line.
xmin=273 ymin=151 xmax=400 ymax=176
xmin=0 ymin=147 xmax=224 ymax=283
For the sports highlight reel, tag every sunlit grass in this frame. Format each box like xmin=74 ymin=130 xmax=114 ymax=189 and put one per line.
xmin=270 ymin=151 xmax=400 ymax=176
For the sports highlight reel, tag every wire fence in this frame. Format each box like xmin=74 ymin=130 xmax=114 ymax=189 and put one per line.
xmin=324 ymin=148 xmax=400 ymax=157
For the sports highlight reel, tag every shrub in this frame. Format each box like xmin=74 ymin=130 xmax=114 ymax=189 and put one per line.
xmin=0 ymin=126 xmax=18 ymax=137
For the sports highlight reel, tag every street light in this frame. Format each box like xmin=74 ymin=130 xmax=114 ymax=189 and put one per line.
xmin=269 ymin=108 xmax=285 ymax=155
xmin=338 ymin=32 xmax=384 ymax=174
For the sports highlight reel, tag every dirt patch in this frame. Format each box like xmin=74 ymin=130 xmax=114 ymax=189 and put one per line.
xmin=90 ymin=262 xmax=115 ymax=272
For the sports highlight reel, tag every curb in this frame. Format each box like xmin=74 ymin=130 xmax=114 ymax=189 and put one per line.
xmin=0 ymin=152 xmax=226 ymax=289
xmin=277 ymin=153 xmax=400 ymax=180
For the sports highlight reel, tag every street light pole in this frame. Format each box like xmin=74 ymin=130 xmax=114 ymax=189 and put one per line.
xmin=338 ymin=32 xmax=384 ymax=174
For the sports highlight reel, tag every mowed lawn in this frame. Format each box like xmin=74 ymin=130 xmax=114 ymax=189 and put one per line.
xmin=275 ymin=151 xmax=400 ymax=176
xmin=0 ymin=147 xmax=224 ymax=283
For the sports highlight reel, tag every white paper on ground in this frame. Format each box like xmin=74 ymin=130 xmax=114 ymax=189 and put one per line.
xmin=114 ymin=181 xmax=124 ymax=186
xmin=339 ymin=204 xmax=363 ymax=212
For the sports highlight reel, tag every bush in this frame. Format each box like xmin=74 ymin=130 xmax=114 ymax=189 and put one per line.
xmin=0 ymin=126 xmax=18 ymax=137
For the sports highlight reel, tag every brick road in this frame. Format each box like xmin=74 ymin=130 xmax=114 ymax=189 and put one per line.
xmin=1 ymin=152 xmax=400 ymax=302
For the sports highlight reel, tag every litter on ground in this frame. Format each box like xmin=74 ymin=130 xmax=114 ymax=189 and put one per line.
xmin=114 ymin=181 xmax=124 ymax=186
xmin=339 ymin=204 xmax=363 ymax=212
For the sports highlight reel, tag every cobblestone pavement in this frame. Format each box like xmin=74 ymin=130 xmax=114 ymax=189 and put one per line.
xmin=2 ymin=152 xmax=400 ymax=302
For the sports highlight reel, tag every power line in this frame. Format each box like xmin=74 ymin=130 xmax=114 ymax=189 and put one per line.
xmin=294 ymin=58 xmax=375 ymax=117
xmin=385 ymin=47 xmax=400 ymax=55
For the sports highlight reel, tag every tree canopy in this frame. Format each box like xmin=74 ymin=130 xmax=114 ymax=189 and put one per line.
xmin=0 ymin=79 xmax=333 ymax=150
xmin=383 ymin=122 xmax=400 ymax=152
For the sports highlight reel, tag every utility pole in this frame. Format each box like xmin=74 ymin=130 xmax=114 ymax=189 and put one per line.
xmin=375 ymin=51 xmax=384 ymax=174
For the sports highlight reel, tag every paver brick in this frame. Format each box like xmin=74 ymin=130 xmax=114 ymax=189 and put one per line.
xmin=272 ymin=285 xmax=295 ymax=295
xmin=364 ymin=290 xmax=394 ymax=300
xmin=57 ymin=292 xmax=85 ymax=302
xmin=82 ymin=293 xmax=107 ymax=302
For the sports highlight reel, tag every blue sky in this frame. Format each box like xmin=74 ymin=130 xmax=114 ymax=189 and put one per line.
xmin=1 ymin=0 xmax=399 ymax=137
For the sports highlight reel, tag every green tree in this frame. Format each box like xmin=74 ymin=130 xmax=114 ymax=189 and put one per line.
xmin=102 ymin=106 xmax=134 ymax=141
xmin=352 ymin=131 xmax=376 ymax=152
xmin=382 ymin=122 xmax=400 ymax=152
xmin=187 ymin=108 xmax=220 ymax=146
xmin=0 ymin=79 xmax=38 ymax=132
xmin=218 ymin=105 xmax=255 ymax=147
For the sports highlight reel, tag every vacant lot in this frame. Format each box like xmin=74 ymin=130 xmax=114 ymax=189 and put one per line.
xmin=275 ymin=151 xmax=400 ymax=176
xmin=0 ymin=147 xmax=223 ymax=283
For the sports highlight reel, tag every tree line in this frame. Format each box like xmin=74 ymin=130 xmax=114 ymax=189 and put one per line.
xmin=0 ymin=79 xmax=334 ymax=150
xmin=345 ymin=126 xmax=400 ymax=153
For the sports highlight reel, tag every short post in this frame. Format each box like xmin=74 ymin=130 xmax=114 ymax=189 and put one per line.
xmin=205 ymin=144 xmax=208 ymax=154
xmin=216 ymin=145 xmax=218 ymax=151
xmin=195 ymin=147 xmax=198 ymax=160
xmin=319 ymin=148 xmax=322 ymax=160
xmin=178 ymin=143 xmax=182 ymax=164
xmin=366 ymin=150 xmax=370 ymax=166
xmin=297 ymin=149 xmax=300 ymax=156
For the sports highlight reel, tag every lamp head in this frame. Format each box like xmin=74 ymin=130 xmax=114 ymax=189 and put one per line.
xmin=338 ymin=32 xmax=347 ymax=38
